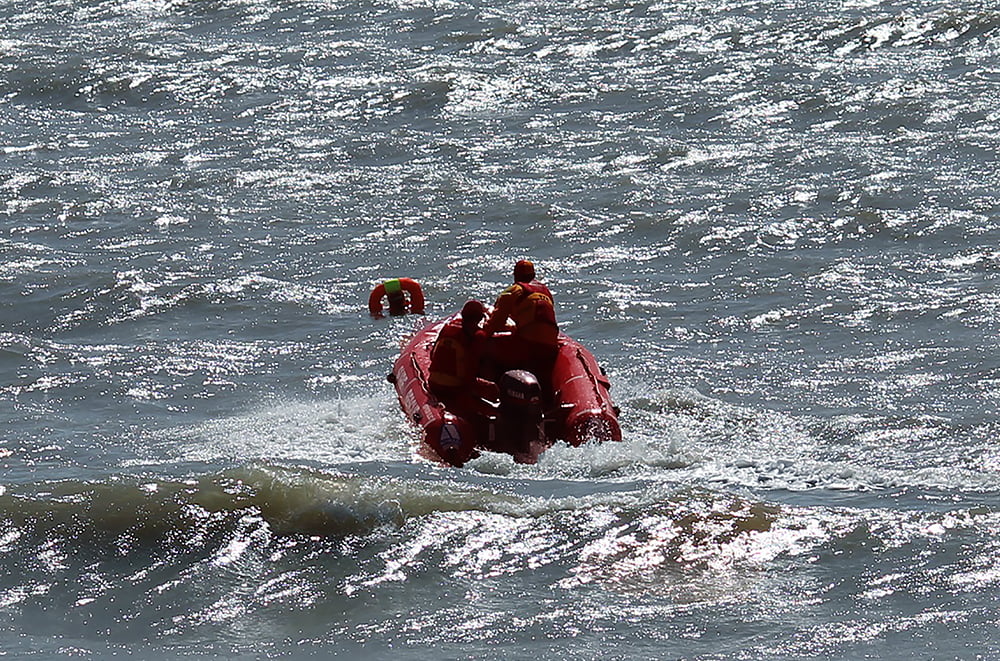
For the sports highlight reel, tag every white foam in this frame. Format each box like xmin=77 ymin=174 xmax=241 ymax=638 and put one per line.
xmin=143 ymin=397 xmax=413 ymax=466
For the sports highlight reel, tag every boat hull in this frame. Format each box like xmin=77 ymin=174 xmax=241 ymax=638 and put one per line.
xmin=390 ymin=314 xmax=621 ymax=466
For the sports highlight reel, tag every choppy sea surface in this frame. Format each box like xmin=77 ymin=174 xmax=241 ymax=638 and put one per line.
xmin=3 ymin=0 xmax=1000 ymax=658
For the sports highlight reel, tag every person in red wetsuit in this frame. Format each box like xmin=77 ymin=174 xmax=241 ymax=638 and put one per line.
xmin=429 ymin=300 xmax=499 ymax=417
xmin=483 ymin=260 xmax=559 ymax=382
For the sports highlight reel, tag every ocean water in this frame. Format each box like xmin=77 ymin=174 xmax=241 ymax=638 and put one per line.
xmin=2 ymin=0 xmax=1000 ymax=657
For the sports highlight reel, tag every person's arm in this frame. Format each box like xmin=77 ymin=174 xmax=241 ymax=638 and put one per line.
xmin=483 ymin=285 xmax=519 ymax=335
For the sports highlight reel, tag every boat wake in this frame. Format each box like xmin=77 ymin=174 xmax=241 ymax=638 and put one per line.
xmin=138 ymin=396 xmax=414 ymax=467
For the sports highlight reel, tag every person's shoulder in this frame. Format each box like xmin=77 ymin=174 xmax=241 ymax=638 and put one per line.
xmin=497 ymin=283 xmax=522 ymax=298
xmin=526 ymin=280 xmax=552 ymax=296
xmin=439 ymin=319 xmax=463 ymax=335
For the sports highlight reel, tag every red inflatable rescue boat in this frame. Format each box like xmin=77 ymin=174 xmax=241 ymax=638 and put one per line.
xmin=387 ymin=308 xmax=622 ymax=466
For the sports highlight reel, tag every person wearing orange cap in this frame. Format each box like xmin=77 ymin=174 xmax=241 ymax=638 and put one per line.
xmin=429 ymin=300 xmax=499 ymax=418
xmin=483 ymin=260 xmax=559 ymax=382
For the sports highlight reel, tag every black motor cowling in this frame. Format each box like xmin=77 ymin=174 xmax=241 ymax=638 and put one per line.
xmin=499 ymin=370 xmax=541 ymax=408
xmin=498 ymin=370 xmax=544 ymax=455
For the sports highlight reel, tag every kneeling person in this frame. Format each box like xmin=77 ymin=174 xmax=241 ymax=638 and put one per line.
xmin=429 ymin=300 xmax=499 ymax=417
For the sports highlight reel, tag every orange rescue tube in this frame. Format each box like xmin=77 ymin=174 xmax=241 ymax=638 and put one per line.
xmin=369 ymin=277 xmax=425 ymax=317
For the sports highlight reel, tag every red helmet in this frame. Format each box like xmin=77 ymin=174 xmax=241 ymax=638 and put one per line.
xmin=513 ymin=260 xmax=535 ymax=282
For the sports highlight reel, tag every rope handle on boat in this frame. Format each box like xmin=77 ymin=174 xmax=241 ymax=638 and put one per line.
xmin=575 ymin=347 xmax=618 ymax=414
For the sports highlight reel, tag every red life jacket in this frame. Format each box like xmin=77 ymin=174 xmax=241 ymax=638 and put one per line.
xmin=428 ymin=321 xmax=483 ymax=388
xmin=508 ymin=280 xmax=557 ymax=345
xmin=515 ymin=281 xmax=556 ymax=326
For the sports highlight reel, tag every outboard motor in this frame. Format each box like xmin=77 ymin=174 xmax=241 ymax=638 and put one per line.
xmin=498 ymin=370 xmax=544 ymax=456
